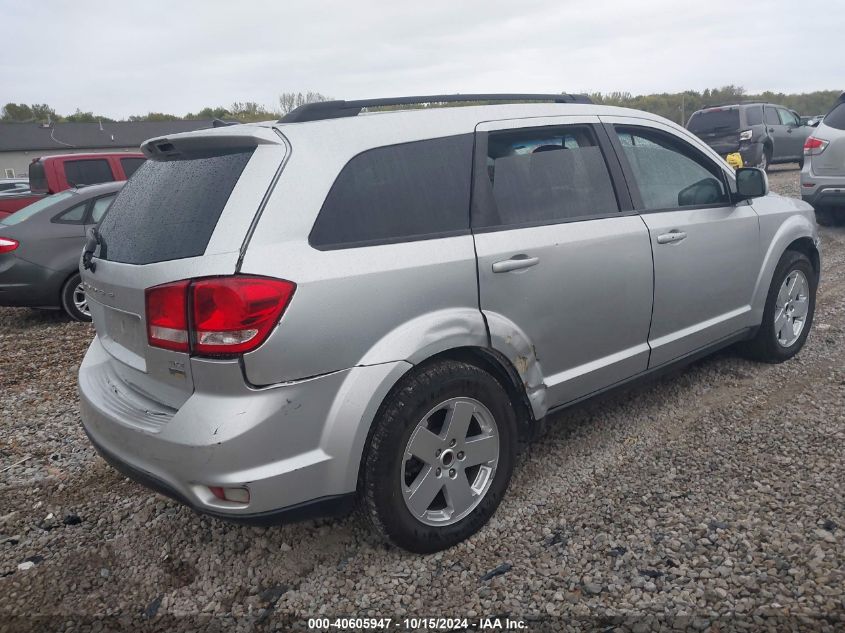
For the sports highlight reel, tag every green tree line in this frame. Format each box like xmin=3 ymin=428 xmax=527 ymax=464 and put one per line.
xmin=2 ymin=88 xmax=840 ymax=126
xmin=0 ymin=92 xmax=331 ymax=124
xmin=588 ymin=85 xmax=842 ymax=125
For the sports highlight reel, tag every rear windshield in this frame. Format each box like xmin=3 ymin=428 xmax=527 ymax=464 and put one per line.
xmin=823 ymin=102 xmax=845 ymax=131
xmin=29 ymin=161 xmax=48 ymax=193
xmin=687 ymin=109 xmax=740 ymax=134
xmin=97 ymin=150 xmax=253 ymax=264
xmin=0 ymin=191 xmax=75 ymax=226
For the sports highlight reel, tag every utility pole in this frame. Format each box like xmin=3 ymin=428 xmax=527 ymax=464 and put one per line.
xmin=680 ymin=94 xmax=685 ymax=126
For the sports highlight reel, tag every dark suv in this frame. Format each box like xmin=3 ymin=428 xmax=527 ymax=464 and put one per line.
xmin=687 ymin=103 xmax=811 ymax=171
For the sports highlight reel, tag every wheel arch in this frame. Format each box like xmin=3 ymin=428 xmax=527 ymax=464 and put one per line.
xmin=351 ymin=343 xmax=541 ymax=496
xmin=750 ymin=211 xmax=819 ymax=323
xmin=416 ymin=346 xmax=539 ymax=442
xmin=786 ymin=236 xmax=820 ymax=279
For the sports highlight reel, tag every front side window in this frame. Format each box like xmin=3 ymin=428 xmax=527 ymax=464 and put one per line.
xmin=616 ymin=126 xmax=729 ymax=211
xmin=764 ymin=107 xmax=780 ymax=126
xmin=777 ymin=109 xmax=799 ymax=127
xmin=478 ymin=125 xmax=618 ymax=228
xmin=64 ymin=159 xmax=114 ymax=187
xmin=309 ymin=135 xmax=473 ymax=249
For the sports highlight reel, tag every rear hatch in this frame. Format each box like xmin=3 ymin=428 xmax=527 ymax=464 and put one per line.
xmin=687 ymin=107 xmax=742 ymax=155
xmin=812 ymin=102 xmax=845 ymax=178
xmin=81 ymin=125 xmax=287 ymax=409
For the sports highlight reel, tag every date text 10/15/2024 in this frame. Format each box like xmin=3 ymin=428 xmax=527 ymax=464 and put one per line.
xmin=307 ymin=616 xmax=528 ymax=630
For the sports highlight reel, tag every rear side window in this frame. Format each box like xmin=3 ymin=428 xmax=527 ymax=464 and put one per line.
xmin=65 ymin=159 xmax=114 ymax=186
xmin=2 ymin=191 xmax=75 ymax=225
xmin=309 ymin=135 xmax=473 ymax=249
xmin=477 ymin=125 xmax=618 ymax=228
xmin=745 ymin=106 xmax=763 ymax=126
xmin=823 ymin=102 xmax=845 ymax=130
xmin=97 ymin=150 xmax=253 ymax=264
xmin=120 ymin=157 xmax=146 ymax=178
xmin=616 ymin=126 xmax=729 ymax=211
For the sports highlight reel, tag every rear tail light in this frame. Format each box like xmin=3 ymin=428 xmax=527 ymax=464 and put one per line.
xmin=145 ymin=280 xmax=190 ymax=352
xmin=804 ymin=137 xmax=829 ymax=156
xmin=0 ymin=237 xmax=19 ymax=254
xmin=145 ymin=276 xmax=295 ymax=357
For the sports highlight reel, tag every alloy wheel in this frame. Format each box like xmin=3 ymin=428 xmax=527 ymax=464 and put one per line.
xmin=401 ymin=397 xmax=499 ymax=526
xmin=774 ymin=269 xmax=809 ymax=347
xmin=73 ymin=283 xmax=91 ymax=318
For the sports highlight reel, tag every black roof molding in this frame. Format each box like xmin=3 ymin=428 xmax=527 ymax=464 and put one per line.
xmin=279 ymin=93 xmax=593 ymax=123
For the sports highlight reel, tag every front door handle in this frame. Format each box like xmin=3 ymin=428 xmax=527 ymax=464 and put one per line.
xmin=656 ymin=230 xmax=688 ymax=245
xmin=492 ymin=255 xmax=540 ymax=273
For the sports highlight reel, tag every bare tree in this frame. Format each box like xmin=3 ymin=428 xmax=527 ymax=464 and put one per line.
xmin=278 ymin=91 xmax=331 ymax=115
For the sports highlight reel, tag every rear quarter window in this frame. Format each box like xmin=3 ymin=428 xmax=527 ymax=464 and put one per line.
xmin=97 ymin=150 xmax=253 ymax=264
xmin=823 ymin=102 xmax=845 ymax=131
xmin=309 ymin=135 xmax=473 ymax=249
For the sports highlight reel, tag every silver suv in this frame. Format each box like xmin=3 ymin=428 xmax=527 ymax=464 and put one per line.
xmin=801 ymin=91 xmax=845 ymax=224
xmin=78 ymin=94 xmax=820 ymax=553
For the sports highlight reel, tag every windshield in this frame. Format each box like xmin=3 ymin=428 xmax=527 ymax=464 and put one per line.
xmin=0 ymin=191 xmax=75 ymax=226
xmin=687 ymin=109 xmax=741 ymax=134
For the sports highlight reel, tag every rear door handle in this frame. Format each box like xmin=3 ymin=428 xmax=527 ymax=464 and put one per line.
xmin=492 ymin=255 xmax=540 ymax=273
xmin=656 ymin=230 xmax=688 ymax=244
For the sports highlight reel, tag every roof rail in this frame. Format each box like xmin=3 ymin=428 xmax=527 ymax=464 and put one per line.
xmin=702 ymin=101 xmax=767 ymax=109
xmin=279 ymin=93 xmax=593 ymax=123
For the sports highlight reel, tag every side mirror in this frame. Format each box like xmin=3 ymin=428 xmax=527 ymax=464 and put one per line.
xmin=735 ymin=167 xmax=768 ymax=200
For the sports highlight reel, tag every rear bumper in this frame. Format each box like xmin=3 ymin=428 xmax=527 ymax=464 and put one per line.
xmin=0 ymin=255 xmax=64 ymax=308
xmin=800 ymin=170 xmax=845 ymax=208
xmin=84 ymin=427 xmax=355 ymax=525
xmin=79 ymin=336 xmax=410 ymax=523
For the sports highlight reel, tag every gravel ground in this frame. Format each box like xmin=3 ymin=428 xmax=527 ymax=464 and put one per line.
xmin=1 ymin=166 xmax=843 ymax=632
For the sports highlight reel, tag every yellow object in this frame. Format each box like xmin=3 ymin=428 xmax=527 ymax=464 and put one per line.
xmin=725 ymin=152 xmax=744 ymax=170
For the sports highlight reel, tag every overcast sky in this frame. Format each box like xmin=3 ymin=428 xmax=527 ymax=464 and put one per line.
xmin=4 ymin=0 xmax=842 ymax=119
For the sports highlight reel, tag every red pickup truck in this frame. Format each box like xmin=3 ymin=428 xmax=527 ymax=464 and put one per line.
xmin=0 ymin=153 xmax=144 ymax=219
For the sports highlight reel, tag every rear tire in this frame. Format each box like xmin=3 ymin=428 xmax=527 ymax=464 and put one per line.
xmin=743 ymin=250 xmax=816 ymax=363
xmin=759 ymin=146 xmax=772 ymax=172
xmin=362 ymin=360 xmax=517 ymax=553
xmin=60 ymin=273 xmax=92 ymax=322
xmin=814 ymin=207 xmax=834 ymax=227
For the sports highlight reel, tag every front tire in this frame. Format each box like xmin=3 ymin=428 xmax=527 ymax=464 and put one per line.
xmin=743 ymin=250 xmax=816 ymax=363
xmin=61 ymin=273 xmax=92 ymax=322
xmin=362 ymin=360 xmax=517 ymax=553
